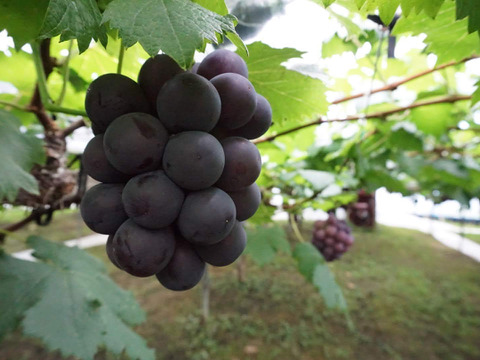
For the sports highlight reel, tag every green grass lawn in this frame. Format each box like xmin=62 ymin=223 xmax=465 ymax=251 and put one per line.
xmin=464 ymin=233 xmax=480 ymax=245
xmin=1 ymin=222 xmax=479 ymax=360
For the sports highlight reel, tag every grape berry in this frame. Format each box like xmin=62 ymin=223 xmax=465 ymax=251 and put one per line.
xmin=311 ymin=214 xmax=354 ymax=261
xmin=81 ymin=49 xmax=271 ymax=291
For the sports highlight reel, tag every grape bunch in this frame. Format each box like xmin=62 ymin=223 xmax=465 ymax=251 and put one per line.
xmin=311 ymin=214 xmax=354 ymax=261
xmin=80 ymin=49 xmax=271 ymax=291
xmin=348 ymin=190 xmax=376 ymax=227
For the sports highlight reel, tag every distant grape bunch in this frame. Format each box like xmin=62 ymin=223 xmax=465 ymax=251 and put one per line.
xmin=348 ymin=190 xmax=376 ymax=227
xmin=312 ymin=214 xmax=354 ymax=261
xmin=80 ymin=49 xmax=271 ymax=291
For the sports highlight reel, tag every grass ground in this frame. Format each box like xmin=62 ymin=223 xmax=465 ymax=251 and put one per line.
xmin=464 ymin=233 xmax=480 ymax=245
xmin=0 ymin=221 xmax=479 ymax=360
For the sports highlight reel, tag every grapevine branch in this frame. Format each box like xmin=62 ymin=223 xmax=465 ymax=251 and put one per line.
xmin=254 ymin=95 xmax=471 ymax=144
xmin=30 ymin=39 xmax=58 ymax=133
xmin=1 ymin=40 xmax=83 ymax=242
xmin=332 ymin=55 xmax=479 ymax=105
xmin=61 ymin=118 xmax=87 ymax=138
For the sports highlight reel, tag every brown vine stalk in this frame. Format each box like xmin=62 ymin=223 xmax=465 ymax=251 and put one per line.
xmin=254 ymin=95 xmax=472 ymax=144
xmin=332 ymin=55 xmax=479 ymax=105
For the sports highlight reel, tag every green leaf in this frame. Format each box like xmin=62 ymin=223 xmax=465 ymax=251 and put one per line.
xmin=388 ymin=127 xmax=423 ymax=151
xmin=399 ymin=0 xmax=445 ymax=18
xmin=39 ymin=0 xmax=108 ymax=53
xmin=192 ymin=0 xmax=228 ymax=15
xmin=456 ymin=0 xmax=480 ymax=33
xmin=240 ymin=42 xmax=327 ymax=127
xmin=472 ymin=80 xmax=480 ymax=107
xmin=102 ymin=0 xmax=246 ymax=69
xmin=432 ymin=159 xmax=469 ymax=179
xmin=394 ymin=1 xmax=480 ymax=63
xmin=298 ymin=170 xmax=336 ymax=191
xmin=322 ymin=34 xmax=357 ymax=58
xmin=245 ymin=225 xmax=290 ymax=266
xmin=378 ymin=0 xmax=401 ymax=25
xmin=0 ymin=236 xmax=154 ymax=360
xmin=293 ymin=242 xmax=347 ymax=310
xmin=315 ymin=192 xmax=358 ymax=212
xmin=326 ymin=7 xmax=365 ymax=39
xmin=0 ymin=110 xmax=45 ymax=202
xmin=364 ymin=169 xmax=407 ymax=193
xmin=410 ymin=103 xmax=456 ymax=137
xmin=310 ymin=0 xmax=336 ymax=8
xmin=66 ymin=68 xmax=90 ymax=93
xmin=0 ymin=0 xmax=49 ymax=49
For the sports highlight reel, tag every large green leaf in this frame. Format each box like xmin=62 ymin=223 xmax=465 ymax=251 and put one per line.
xmin=322 ymin=34 xmax=357 ymax=58
xmin=399 ymin=0 xmax=445 ymax=18
xmin=0 ymin=0 xmax=49 ymax=49
xmin=293 ymin=242 xmax=347 ymax=310
xmin=193 ymin=0 xmax=228 ymax=15
xmin=39 ymin=0 xmax=108 ymax=53
xmin=456 ymin=0 xmax=480 ymax=33
xmin=0 ymin=236 xmax=154 ymax=360
xmin=245 ymin=225 xmax=290 ymax=266
xmin=0 ymin=110 xmax=45 ymax=202
xmin=240 ymin=42 xmax=327 ymax=128
xmin=298 ymin=170 xmax=336 ymax=191
xmin=102 ymin=0 xmax=245 ymax=69
xmin=472 ymin=80 xmax=480 ymax=107
xmin=394 ymin=1 xmax=480 ymax=63
xmin=410 ymin=103 xmax=456 ymax=138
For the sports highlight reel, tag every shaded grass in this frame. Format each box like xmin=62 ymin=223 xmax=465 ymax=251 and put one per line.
xmin=0 ymin=224 xmax=479 ymax=360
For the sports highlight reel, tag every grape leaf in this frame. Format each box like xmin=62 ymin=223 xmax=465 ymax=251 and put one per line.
xmin=364 ymin=169 xmax=407 ymax=193
xmin=0 ymin=236 xmax=154 ymax=360
xmin=293 ymin=242 xmax=347 ymax=310
xmin=102 ymin=0 xmax=246 ymax=69
xmin=399 ymin=0 xmax=445 ymax=18
xmin=0 ymin=0 xmax=49 ymax=49
xmin=355 ymin=0 xmax=400 ymax=25
xmin=239 ymin=42 xmax=327 ymax=127
xmin=322 ymin=34 xmax=357 ymax=57
xmin=472 ymin=80 xmax=480 ymax=107
xmin=394 ymin=1 xmax=480 ymax=63
xmin=456 ymin=0 xmax=480 ymax=33
xmin=0 ymin=110 xmax=45 ymax=202
xmin=410 ymin=103 xmax=456 ymax=137
xmin=309 ymin=0 xmax=336 ymax=7
xmin=388 ymin=128 xmax=423 ymax=152
xmin=39 ymin=0 xmax=108 ymax=53
xmin=298 ymin=170 xmax=336 ymax=191
xmin=193 ymin=0 xmax=228 ymax=15
xmin=245 ymin=225 xmax=290 ymax=266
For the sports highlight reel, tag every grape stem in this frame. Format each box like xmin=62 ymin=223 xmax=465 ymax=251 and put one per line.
xmin=289 ymin=213 xmax=305 ymax=243
xmin=32 ymin=41 xmax=88 ymax=118
xmin=56 ymin=40 xmax=74 ymax=106
xmin=117 ymin=41 xmax=125 ymax=75
xmin=201 ymin=267 xmax=210 ymax=320
xmin=0 ymin=100 xmax=31 ymax=112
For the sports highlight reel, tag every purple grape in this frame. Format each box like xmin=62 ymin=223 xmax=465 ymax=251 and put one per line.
xmin=85 ymin=74 xmax=151 ymax=133
xmin=156 ymin=237 xmax=205 ymax=291
xmin=197 ymin=49 xmax=248 ymax=80
xmin=210 ymin=73 xmax=257 ymax=130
